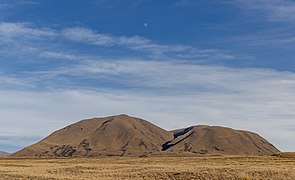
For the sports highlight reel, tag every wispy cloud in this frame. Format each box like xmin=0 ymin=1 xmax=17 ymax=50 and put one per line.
xmin=62 ymin=26 xmax=233 ymax=59
xmin=39 ymin=51 xmax=83 ymax=61
xmin=0 ymin=22 xmax=56 ymax=40
xmin=0 ymin=0 xmax=38 ymax=5
xmin=0 ymin=22 xmax=233 ymax=61
xmin=93 ymin=0 xmax=147 ymax=8
xmin=0 ymin=0 xmax=38 ymax=8
xmin=0 ymin=1 xmax=38 ymax=19
xmin=216 ymin=27 xmax=295 ymax=47
xmin=174 ymin=0 xmax=198 ymax=7
xmin=32 ymin=59 xmax=295 ymax=93
xmin=231 ymin=0 xmax=295 ymax=22
xmin=0 ymin=76 xmax=32 ymax=88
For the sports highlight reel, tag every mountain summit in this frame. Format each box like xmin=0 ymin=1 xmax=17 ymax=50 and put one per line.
xmin=9 ymin=114 xmax=279 ymax=157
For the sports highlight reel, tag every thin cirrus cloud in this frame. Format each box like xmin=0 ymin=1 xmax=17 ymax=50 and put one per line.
xmin=39 ymin=51 xmax=83 ymax=61
xmin=33 ymin=59 xmax=295 ymax=94
xmin=0 ymin=22 xmax=55 ymax=40
xmin=0 ymin=22 xmax=233 ymax=60
xmin=0 ymin=0 xmax=38 ymax=11
xmin=216 ymin=28 xmax=295 ymax=47
xmin=0 ymin=76 xmax=32 ymax=88
xmin=62 ymin=27 xmax=233 ymax=59
xmin=231 ymin=0 xmax=295 ymax=22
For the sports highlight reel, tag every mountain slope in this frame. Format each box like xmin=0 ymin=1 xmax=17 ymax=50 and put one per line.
xmin=162 ymin=125 xmax=279 ymax=156
xmin=9 ymin=114 xmax=172 ymax=157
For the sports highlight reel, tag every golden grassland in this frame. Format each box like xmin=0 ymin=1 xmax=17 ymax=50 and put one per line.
xmin=1 ymin=154 xmax=295 ymax=180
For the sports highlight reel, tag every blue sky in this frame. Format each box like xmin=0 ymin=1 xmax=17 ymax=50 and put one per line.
xmin=1 ymin=0 xmax=295 ymax=152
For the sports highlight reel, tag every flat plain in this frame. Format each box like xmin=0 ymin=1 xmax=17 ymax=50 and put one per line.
xmin=1 ymin=154 xmax=295 ymax=180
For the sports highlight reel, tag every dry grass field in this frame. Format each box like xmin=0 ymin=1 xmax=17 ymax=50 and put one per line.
xmin=1 ymin=154 xmax=295 ymax=180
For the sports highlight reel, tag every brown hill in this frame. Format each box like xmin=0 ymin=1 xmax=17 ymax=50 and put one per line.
xmin=0 ymin=151 xmax=9 ymax=158
xmin=9 ymin=114 xmax=172 ymax=157
xmin=161 ymin=125 xmax=279 ymax=156
xmin=9 ymin=115 xmax=280 ymax=158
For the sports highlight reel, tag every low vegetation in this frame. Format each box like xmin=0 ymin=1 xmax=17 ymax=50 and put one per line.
xmin=1 ymin=154 xmax=295 ymax=179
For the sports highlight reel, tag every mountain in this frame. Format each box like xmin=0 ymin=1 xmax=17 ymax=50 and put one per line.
xmin=9 ymin=114 xmax=280 ymax=158
xmin=161 ymin=125 xmax=279 ymax=156
xmin=0 ymin=151 xmax=9 ymax=158
xmin=9 ymin=114 xmax=172 ymax=157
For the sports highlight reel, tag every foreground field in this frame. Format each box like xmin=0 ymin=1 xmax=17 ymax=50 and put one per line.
xmin=1 ymin=155 xmax=295 ymax=180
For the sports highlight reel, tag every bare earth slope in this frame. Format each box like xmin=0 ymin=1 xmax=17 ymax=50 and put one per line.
xmin=162 ymin=125 xmax=279 ymax=156
xmin=0 ymin=151 xmax=8 ymax=158
xmin=9 ymin=114 xmax=172 ymax=157
xmin=9 ymin=115 xmax=279 ymax=157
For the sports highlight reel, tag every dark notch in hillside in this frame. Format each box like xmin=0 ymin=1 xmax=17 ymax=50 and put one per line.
xmin=162 ymin=127 xmax=194 ymax=151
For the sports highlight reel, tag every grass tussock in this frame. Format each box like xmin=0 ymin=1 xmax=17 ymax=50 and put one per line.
xmin=0 ymin=156 xmax=295 ymax=179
